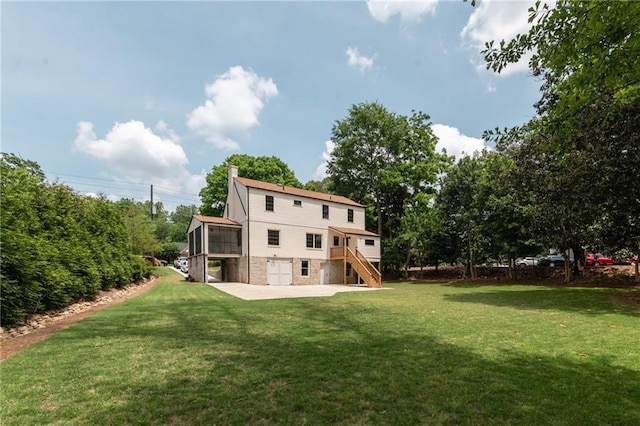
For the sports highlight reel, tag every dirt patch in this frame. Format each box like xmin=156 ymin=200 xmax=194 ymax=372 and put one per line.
xmin=0 ymin=277 xmax=159 ymax=361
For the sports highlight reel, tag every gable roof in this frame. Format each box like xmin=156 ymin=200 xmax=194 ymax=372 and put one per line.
xmin=330 ymin=226 xmax=379 ymax=237
xmin=191 ymin=215 xmax=241 ymax=226
xmin=235 ymin=177 xmax=362 ymax=207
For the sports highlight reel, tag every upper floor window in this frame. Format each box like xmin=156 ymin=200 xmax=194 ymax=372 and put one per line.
xmin=333 ymin=236 xmax=340 ymax=246
xmin=347 ymin=208 xmax=354 ymax=223
xmin=322 ymin=204 xmax=329 ymax=219
xmin=306 ymin=233 xmax=322 ymax=249
xmin=266 ymin=195 xmax=274 ymax=211
xmin=268 ymin=229 xmax=280 ymax=246
xmin=294 ymin=200 xmax=302 ymax=207
xmin=365 ymin=239 xmax=375 ymax=246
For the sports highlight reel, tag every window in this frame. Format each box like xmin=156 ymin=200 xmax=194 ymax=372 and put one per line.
xmin=347 ymin=208 xmax=354 ymax=222
xmin=365 ymin=239 xmax=375 ymax=246
xmin=322 ymin=204 xmax=329 ymax=219
xmin=346 ymin=262 xmax=352 ymax=277
xmin=194 ymin=226 xmax=202 ymax=254
xmin=268 ymin=230 xmax=280 ymax=246
xmin=306 ymin=233 xmax=322 ymax=249
xmin=333 ymin=236 xmax=340 ymax=246
xmin=301 ymin=260 xmax=309 ymax=276
xmin=265 ymin=195 xmax=274 ymax=211
xmin=294 ymin=200 xmax=302 ymax=207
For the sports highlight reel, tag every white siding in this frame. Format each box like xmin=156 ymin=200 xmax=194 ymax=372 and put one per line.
xmin=247 ymin=188 xmax=365 ymax=229
xmin=357 ymin=236 xmax=380 ymax=262
xmin=221 ymin=179 xmax=381 ymax=267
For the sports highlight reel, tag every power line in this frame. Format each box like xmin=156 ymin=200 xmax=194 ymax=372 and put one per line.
xmin=44 ymin=170 xmax=202 ymax=198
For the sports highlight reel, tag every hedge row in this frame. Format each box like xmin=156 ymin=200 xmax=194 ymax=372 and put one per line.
xmin=1 ymin=154 xmax=151 ymax=327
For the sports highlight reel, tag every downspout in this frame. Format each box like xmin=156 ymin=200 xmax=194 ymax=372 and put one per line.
xmin=247 ymin=186 xmax=250 ymax=284
xmin=202 ymin=225 xmax=206 ymax=283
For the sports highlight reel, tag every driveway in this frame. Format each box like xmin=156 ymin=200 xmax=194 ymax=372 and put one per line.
xmin=208 ymin=282 xmax=389 ymax=300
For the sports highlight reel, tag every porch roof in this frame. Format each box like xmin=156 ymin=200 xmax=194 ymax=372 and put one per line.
xmin=330 ymin=226 xmax=379 ymax=237
xmin=191 ymin=215 xmax=241 ymax=227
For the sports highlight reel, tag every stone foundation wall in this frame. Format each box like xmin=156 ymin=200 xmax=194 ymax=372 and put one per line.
xmin=189 ymin=255 xmax=207 ymax=282
xmin=239 ymin=256 xmax=248 ymax=283
xmin=249 ymin=256 xmax=269 ymax=285
xmin=224 ymin=258 xmax=240 ymax=282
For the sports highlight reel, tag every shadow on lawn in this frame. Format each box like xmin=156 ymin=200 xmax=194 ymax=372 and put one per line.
xmin=442 ymin=287 xmax=640 ymax=317
xmin=47 ymin=295 xmax=640 ymax=425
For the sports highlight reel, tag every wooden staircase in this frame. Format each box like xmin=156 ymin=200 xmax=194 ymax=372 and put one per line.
xmin=345 ymin=247 xmax=382 ymax=288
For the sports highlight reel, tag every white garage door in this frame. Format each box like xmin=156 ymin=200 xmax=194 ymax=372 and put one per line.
xmin=267 ymin=259 xmax=292 ymax=286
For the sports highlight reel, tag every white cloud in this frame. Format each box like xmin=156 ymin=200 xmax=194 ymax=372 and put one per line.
xmin=74 ymin=120 xmax=189 ymax=186
xmin=461 ymin=0 xmax=545 ymax=76
xmin=186 ymin=66 xmax=278 ymax=150
xmin=314 ymin=140 xmax=336 ymax=179
xmin=346 ymin=47 xmax=375 ymax=73
xmin=432 ymin=124 xmax=488 ymax=160
xmin=367 ymin=0 xmax=439 ymax=23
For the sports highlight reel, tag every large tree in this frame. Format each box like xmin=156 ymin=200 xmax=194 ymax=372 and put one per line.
xmin=169 ymin=204 xmax=198 ymax=242
xmin=200 ymin=154 xmax=302 ymax=217
xmin=327 ymin=102 xmax=449 ymax=273
xmin=483 ymin=0 xmax=640 ymax=281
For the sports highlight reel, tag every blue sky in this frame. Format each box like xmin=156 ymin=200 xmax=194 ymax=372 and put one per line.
xmin=2 ymin=0 xmax=542 ymax=212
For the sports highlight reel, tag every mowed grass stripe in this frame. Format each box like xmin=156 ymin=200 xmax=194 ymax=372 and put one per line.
xmin=2 ymin=269 xmax=639 ymax=425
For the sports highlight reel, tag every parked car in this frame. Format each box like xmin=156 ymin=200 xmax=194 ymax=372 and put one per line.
xmin=180 ymin=262 xmax=188 ymax=274
xmin=538 ymin=254 xmax=569 ymax=267
xmin=586 ymin=253 xmax=614 ymax=266
xmin=516 ymin=256 xmax=538 ymax=267
xmin=174 ymin=256 xmax=187 ymax=268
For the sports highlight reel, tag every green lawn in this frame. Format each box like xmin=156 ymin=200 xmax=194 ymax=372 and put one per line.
xmin=2 ymin=269 xmax=639 ymax=425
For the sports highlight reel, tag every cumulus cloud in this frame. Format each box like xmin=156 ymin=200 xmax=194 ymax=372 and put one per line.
xmin=314 ymin=140 xmax=336 ymax=179
xmin=367 ymin=0 xmax=439 ymax=23
xmin=461 ymin=0 xmax=545 ymax=76
xmin=346 ymin=47 xmax=375 ymax=73
xmin=432 ymin=124 xmax=488 ymax=160
xmin=74 ymin=120 xmax=189 ymax=186
xmin=186 ymin=66 xmax=278 ymax=150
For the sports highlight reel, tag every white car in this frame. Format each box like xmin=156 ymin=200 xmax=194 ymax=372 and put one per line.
xmin=516 ymin=256 xmax=538 ymax=267
xmin=180 ymin=261 xmax=188 ymax=274
xmin=174 ymin=257 xmax=187 ymax=268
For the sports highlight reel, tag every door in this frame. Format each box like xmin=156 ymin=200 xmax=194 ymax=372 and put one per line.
xmin=267 ymin=259 xmax=292 ymax=286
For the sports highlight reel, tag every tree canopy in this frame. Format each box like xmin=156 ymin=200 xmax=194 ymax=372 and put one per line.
xmin=327 ymin=102 xmax=450 ymax=273
xmin=199 ymin=154 xmax=302 ymax=217
xmin=482 ymin=0 xmax=640 ymax=281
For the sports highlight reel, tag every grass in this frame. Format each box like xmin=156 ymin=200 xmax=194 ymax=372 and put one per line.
xmin=2 ymin=268 xmax=639 ymax=425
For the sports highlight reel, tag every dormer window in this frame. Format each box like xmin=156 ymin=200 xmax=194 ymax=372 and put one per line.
xmin=266 ymin=195 xmax=274 ymax=211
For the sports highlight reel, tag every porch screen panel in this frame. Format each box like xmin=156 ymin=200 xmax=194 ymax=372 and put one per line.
xmin=195 ymin=225 xmax=202 ymax=254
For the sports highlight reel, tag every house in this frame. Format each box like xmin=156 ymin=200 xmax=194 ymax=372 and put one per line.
xmin=186 ymin=166 xmax=381 ymax=287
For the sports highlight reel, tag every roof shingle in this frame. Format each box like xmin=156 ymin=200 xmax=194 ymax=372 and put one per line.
xmin=235 ymin=177 xmax=362 ymax=207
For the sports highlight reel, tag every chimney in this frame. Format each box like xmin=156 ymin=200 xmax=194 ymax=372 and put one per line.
xmin=229 ymin=165 xmax=238 ymax=190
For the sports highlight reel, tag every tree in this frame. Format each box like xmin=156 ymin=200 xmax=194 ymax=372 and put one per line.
xmin=200 ymin=154 xmax=302 ymax=217
xmin=156 ymin=242 xmax=180 ymax=262
xmin=1 ymin=154 xmax=148 ymax=327
xmin=116 ymin=199 xmax=158 ymax=255
xmin=169 ymin=204 xmax=198 ymax=242
xmin=327 ymin=102 xmax=449 ymax=274
xmin=482 ymin=0 xmax=640 ymax=281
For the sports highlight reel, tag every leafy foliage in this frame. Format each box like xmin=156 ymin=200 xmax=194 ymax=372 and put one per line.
xmin=328 ymin=102 xmax=450 ymax=274
xmin=481 ymin=0 xmax=640 ymax=281
xmin=199 ymin=154 xmax=302 ymax=217
xmin=1 ymin=154 xmax=150 ymax=327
